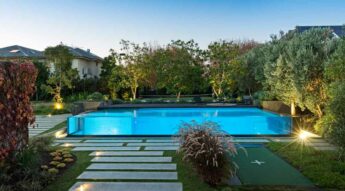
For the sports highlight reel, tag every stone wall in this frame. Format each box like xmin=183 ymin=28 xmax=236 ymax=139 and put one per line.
xmin=262 ymin=101 xmax=291 ymax=115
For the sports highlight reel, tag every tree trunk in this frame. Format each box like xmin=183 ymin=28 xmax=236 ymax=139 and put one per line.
xmin=177 ymin=92 xmax=181 ymax=101
xmin=131 ymin=87 xmax=137 ymax=100
xmin=291 ymin=101 xmax=296 ymax=116
xmin=316 ymin=104 xmax=323 ymax=118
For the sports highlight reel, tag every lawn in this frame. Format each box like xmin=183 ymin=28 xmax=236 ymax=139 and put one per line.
xmin=32 ymin=101 xmax=71 ymax=115
xmin=266 ymin=142 xmax=345 ymax=190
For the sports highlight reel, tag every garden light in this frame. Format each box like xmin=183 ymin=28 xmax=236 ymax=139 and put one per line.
xmin=297 ymin=130 xmax=317 ymax=142
xmin=55 ymin=129 xmax=67 ymax=138
xmin=47 ymin=113 xmax=52 ymax=117
xmin=54 ymin=102 xmax=63 ymax=110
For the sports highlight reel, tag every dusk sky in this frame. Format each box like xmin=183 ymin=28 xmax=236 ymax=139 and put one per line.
xmin=1 ymin=0 xmax=345 ymax=57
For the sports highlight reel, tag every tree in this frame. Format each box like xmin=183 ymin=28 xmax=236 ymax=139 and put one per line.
xmin=41 ymin=45 xmax=77 ymax=103
xmin=207 ymin=40 xmax=241 ymax=99
xmin=317 ymin=37 xmax=345 ymax=159
xmin=33 ymin=60 xmax=50 ymax=100
xmin=158 ymin=40 xmax=205 ymax=99
xmin=284 ymin=28 xmax=335 ymax=118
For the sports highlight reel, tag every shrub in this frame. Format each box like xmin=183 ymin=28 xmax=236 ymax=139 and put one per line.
xmin=177 ymin=121 xmax=237 ymax=186
xmin=0 ymin=61 xmax=37 ymax=161
xmin=87 ymin=92 xmax=104 ymax=101
xmin=29 ymin=136 xmax=54 ymax=153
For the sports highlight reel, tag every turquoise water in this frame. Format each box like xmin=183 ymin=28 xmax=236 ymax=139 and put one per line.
xmin=67 ymin=108 xmax=291 ymax=136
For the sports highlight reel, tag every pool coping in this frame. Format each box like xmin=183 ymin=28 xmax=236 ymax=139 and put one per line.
xmin=98 ymin=103 xmax=256 ymax=110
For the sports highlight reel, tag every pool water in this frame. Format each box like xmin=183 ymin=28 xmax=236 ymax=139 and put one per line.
xmin=67 ymin=108 xmax=291 ymax=136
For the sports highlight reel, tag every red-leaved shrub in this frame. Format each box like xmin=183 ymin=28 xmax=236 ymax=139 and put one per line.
xmin=0 ymin=61 xmax=37 ymax=161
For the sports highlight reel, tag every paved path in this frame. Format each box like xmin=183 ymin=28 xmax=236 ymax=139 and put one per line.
xmin=28 ymin=114 xmax=70 ymax=137
xmin=54 ymin=136 xmax=336 ymax=191
xmin=62 ymin=138 xmax=182 ymax=191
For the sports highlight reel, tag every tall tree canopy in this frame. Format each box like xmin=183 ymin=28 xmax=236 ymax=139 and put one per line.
xmin=42 ymin=45 xmax=77 ymax=103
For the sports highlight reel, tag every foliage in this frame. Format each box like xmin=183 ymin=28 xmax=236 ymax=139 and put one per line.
xmin=32 ymin=102 xmax=70 ymax=115
xmin=178 ymin=121 xmax=237 ymax=186
xmin=87 ymin=92 xmax=104 ymax=101
xmin=159 ymin=40 xmax=206 ymax=99
xmin=33 ymin=60 xmax=50 ymax=100
xmin=267 ymin=142 xmax=345 ymax=189
xmin=207 ymin=40 xmax=256 ymax=98
xmin=41 ymin=45 xmax=78 ymax=103
xmin=0 ymin=136 xmax=54 ymax=191
xmin=317 ymin=37 xmax=345 ymax=159
xmin=0 ymin=61 xmax=37 ymax=161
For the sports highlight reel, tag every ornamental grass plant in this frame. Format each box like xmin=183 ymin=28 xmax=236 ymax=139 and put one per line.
xmin=178 ymin=121 xmax=238 ymax=186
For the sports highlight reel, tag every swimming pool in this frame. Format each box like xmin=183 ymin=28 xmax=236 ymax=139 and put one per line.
xmin=67 ymin=107 xmax=291 ymax=136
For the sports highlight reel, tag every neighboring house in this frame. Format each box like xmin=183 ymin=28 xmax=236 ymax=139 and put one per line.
xmin=0 ymin=45 xmax=44 ymax=61
xmin=0 ymin=45 xmax=103 ymax=78
xmin=295 ymin=25 xmax=345 ymax=37
xmin=66 ymin=46 xmax=103 ymax=78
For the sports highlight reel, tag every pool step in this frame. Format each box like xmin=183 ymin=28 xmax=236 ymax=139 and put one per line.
xmin=144 ymin=146 xmax=179 ymax=151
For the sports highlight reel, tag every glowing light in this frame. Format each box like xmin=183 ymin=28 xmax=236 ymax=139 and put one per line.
xmin=54 ymin=102 xmax=63 ymax=110
xmin=47 ymin=114 xmax=52 ymax=117
xmin=55 ymin=130 xmax=67 ymax=138
xmin=296 ymin=130 xmax=317 ymax=142
xmin=78 ymin=183 xmax=89 ymax=191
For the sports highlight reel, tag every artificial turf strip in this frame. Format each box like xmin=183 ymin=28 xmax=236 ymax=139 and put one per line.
xmin=233 ymin=147 xmax=313 ymax=186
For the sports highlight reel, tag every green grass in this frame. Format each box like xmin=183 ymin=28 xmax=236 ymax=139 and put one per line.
xmin=33 ymin=102 xmax=71 ymax=115
xmin=45 ymin=151 xmax=92 ymax=191
xmin=167 ymin=151 xmax=313 ymax=191
xmin=39 ymin=121 xmax=67 ymax=135
xmin=267 ymin=142 xmax=345 ymax=190
xmin=44 ymin=145 xmax=325 ymax=191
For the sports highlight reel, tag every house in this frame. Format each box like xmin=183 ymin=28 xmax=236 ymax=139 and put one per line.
xmin=295 ymin=25 xmax=345 ymax=37
xmin=0 ymin=45 xmax=44 ymax=61
xmin=0 ymin=45 xmax=103 ymax=78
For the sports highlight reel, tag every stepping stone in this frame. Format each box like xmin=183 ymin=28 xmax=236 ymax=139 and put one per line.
xmin=77 ymin=171 xmax=177 ymax=180
xmin=127 ymin=143 xmax=179 ymax=146
xmin=84 ymin=139 xmax=142 ymax=143
xmin=270 ymin=138 xmax=294 ymax=142
xmin=233 ymin=139 xmax=269 ymax=143
xmin=145 ymin=146 xmax=179 ymax=151
xmin=306 ymin=142 xmax=333 ymax=147
xmin=89 ymin=151 xmax=163 ymax=156
xmin=146 ymin=139 xmax=177 ymax=143
xmin=61 ymin=143 xmax=123 ymax=147
xmin=87 ymin=163 xmax=176 ymax=170
xmin=314 ymin=147 xmax=337 ymax=151
xmin=55 ymin=140 xmax=82 ymax=143
xmin=72 ymin=147 xmax=140 ymax=151
xmin=52 ymin=143 xmax=60 ymax=146
xmin=69 ymin=182 xmax=182 ymax=191
xmin=92 ymin=156 xmax=172 ymax=163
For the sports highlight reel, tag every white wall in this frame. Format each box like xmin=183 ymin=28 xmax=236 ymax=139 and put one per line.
xmin=72 ymin=58 xmax=102 ymax=78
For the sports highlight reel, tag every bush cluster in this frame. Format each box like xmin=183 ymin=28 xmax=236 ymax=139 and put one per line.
xmin=0 ymin=136 xmax=54 ymax=191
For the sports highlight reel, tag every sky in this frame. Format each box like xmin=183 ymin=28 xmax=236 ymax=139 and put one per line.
xmin=1 ymin=0 xmax=345 ymax=57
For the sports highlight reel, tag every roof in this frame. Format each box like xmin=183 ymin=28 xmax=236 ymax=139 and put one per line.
xmin=0 ymin=45 xmax=44 ymax=58
xmin=66 ymin=46 xmax=102 ymax=61
xmin=296 ymin=25 xmax=345 ymax=37
xmin=0 ymin=45 xmax=103 ymax=61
